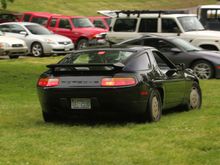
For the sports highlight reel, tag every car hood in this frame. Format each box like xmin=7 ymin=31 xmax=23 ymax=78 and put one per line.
xmin=38 ymin=34 xmax=72 ymax=42
xmin=184 ymin=30 xmax=220 ymax=38
xmin=0 ymin=36 xmax=26 ymax=45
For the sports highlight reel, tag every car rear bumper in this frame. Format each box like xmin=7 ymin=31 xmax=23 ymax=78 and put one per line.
xmin=37 ymin=86 xmax=149 ymax=116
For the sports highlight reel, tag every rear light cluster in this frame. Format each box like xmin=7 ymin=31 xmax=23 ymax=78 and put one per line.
xmin=101 ymin=77 xmax=136 ymax=87
xmin=38 ymin=77 xmax=60 ymax=87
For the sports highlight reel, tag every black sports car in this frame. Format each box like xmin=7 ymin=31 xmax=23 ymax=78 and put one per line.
xmin=37 ymin=47 xmax=202 ymax=122
xmin=116 ymin=36 xmax=220 ymax=79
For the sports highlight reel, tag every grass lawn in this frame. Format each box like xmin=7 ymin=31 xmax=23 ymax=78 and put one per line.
xmin=0 ymin=56 xmax=219 ymax=165
xmin=4 ymin=0 xmax=217 ymax=15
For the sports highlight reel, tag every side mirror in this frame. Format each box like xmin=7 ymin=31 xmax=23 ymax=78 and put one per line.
xmin=170 ymin=48 xmax=182 ymax=54
xmin=20 ymin=31 xmax=28 ymax=36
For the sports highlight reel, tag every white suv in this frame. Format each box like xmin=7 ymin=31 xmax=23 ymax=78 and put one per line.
xmin=106 ymin=10 xmax=220 ymax=50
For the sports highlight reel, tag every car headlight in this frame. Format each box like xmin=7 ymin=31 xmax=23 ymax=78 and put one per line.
xmin=95 ymin=33 xmax=107 ymax=39
xmin=44 ymin=39 xmax=56 ymax=45
xmin=0 ymin=42 xmax=10 ymax=48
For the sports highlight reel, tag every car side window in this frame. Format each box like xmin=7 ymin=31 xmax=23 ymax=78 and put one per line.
xmin=113 ymin=18 xmax=137 ymax=32
xmin=139 ymin=18 xmax=158 ymax=32
xmin=58 ymin=19 xmax=72 ymax=29
xmin=0 ymin=24 xmax=11 ymax=32
xmin=49 ymin=18 xmax=57 ymax=27
xmin=23 ymin=14 xmax=31 ymax=22
xmin=144 ymin=39 xmax=176 ymax=52
xmin=162 ymin=18 xmax=180 ymax=33
xmin=93 ymin=19 xmax=106 ymax=29
xmin=152 ymin=50 xmax=171 ymax=71
xmin=8 ymin=24 xmax=26 ymax=34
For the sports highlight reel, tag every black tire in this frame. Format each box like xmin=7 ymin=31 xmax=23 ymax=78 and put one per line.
xmin=191 ymin=60 xmax=214 ymax=79
xmin=9 ymin=56 xmax=19 ymax=59
xmin=42 ymin=112 xmax=56 ymax=123
xmin=76 ymin=39 xmax=88 ymax=50
xmin=146 ymin=89 xmax=162 ymax=122
xmin=31 ymin=42 xmax=44 ymax=57
xmin=185 ymin=82 xmax=202 ymax=110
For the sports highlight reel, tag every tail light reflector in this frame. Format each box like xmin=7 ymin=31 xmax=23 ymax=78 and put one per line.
xmin=101 ymin=77 xmax=136 ymax=87
xmin=38 ymin=77 xmax=60 ymax=87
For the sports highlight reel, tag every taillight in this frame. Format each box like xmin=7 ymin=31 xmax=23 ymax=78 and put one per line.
xmin=101 ymin=77 xmax=136 ymax=87
xmin=38 ymin=77 xmax=60 ymax=87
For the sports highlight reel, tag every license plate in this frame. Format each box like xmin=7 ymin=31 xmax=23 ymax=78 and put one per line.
xmin=71 ymin=98 xmax=91 ymax=109
xmin=65 ymin=47 xmax=70 ymax=51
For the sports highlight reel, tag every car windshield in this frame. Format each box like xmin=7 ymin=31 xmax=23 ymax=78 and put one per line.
xmin=71 ymin=18 xmax=94 ymax=28
xmin=60 ymin=50 xmax=134 ymax=64
xmin=178 ymin=16 xmax=205 ymax=32
xmin=25 ymin=24 xmax=52 ymax=35
xmin=171 ymin=38 xmax=202 ymax=51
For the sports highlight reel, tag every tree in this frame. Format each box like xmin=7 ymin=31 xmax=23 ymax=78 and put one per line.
xmin=1 ymin=0 xmax=14 ymax=9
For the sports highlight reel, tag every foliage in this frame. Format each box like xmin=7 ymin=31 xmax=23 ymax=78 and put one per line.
xmin=1 ymin=0 xmax=14 ymax=9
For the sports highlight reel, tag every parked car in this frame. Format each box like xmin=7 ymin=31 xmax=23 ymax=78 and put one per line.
xmin=46 ymin=15 xmax=108 ymax=49
xmin=20 ymin=12 xmax=61 ymax=26
xmin=198 ymin=5 xmax=220 ymax=31
xmin=37 ymin=46 xmax=201 ymax=122
xmin=88 ymin=16 xmax=111 ymax=30
xmin=0 ymin=22 xmax=74 ymax=57
xmin=0 ymin=13 xmax=22 ymax=23
xmin=116 ymin=36 xmax=220 ymax=79
xmin=105 ymin=10 xmax=220 ymax=51
xmin=0 ymin=31 xmax=28 ymax=59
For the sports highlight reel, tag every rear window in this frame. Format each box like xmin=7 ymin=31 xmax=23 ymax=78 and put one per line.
xmin=31 ymin=17 xmax=48 ymax=26
xmin=113 ymin=18 xmax=137 ymax=32
xmin=60 ymin=50 xmax=134 ymax=64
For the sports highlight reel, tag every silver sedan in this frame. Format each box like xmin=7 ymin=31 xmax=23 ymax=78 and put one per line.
xmin=0 ymin=22 xmax=74 ymax=57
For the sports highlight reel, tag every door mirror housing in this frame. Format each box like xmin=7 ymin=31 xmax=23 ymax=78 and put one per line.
xmin=170 ymin=48 xmax=182 ymax=53
xmin=20 ymin=31 xmax=28 ymax=36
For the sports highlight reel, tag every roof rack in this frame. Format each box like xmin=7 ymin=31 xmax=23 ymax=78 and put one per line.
xmin=115 ymin=10 xmax=189 ymax=17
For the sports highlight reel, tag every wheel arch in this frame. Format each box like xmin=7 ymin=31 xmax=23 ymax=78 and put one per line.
xmin=156 ymin=87 xmax=164 ymax=105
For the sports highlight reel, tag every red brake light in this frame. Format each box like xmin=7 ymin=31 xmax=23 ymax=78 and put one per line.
xmin=38 ymin=77 xmax=60 ymax=87
xmin=101 ymin=77 xmax=136 ymax=87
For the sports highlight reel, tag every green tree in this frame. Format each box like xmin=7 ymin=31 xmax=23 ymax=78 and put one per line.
xmin=1 ymin=0 xmax=14 ymax=9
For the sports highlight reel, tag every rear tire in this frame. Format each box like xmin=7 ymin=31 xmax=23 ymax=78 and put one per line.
xmin=42 ymin=112 xmax=56 ymax=123
xmin=9 ymin=56 xmax=19 ymax=59
xmin=145 ymin=89 xmax=162 ymax=122
xmin=185 ymin=82 xmax=202 ymax=110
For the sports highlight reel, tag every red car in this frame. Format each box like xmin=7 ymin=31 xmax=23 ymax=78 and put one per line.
xmin=46 ymin=15 xmax=108 ymax=49
xmin=88 ymin=16 xmax=111 ymax=30
xmin=20 ymin=12 xmax=61 ymax=26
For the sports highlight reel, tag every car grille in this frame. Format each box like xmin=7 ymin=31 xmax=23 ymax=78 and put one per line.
xmin=58 ymin=41 xmax=71 ymax=45
xmin=12 ymin=44 xmax=23 ymax=47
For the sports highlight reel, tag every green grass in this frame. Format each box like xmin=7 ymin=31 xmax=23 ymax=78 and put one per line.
xmin=0 ymin=57 xmax=219 ymax=165
xmin=3 ymin=0 xmax=217 ymax=15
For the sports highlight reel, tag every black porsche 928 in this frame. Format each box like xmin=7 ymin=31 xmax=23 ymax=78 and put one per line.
xmin=37 ymin=47 xmax=202 ymax=122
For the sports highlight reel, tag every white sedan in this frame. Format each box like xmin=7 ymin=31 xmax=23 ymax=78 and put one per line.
xmin=0 ymin=31 xmax=28 ymax=59
xmin=0 ymin=22 xmax=74 ymax=57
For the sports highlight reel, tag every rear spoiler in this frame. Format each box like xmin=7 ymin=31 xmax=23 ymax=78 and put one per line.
xmin=47 ymin=63 xmax=125 ymax=71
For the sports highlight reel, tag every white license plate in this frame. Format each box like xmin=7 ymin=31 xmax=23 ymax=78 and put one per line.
xmin=65 ymin=47 xmax=70 ymax=51
xmin=71 ymin=98 xmax=91 ymax=109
